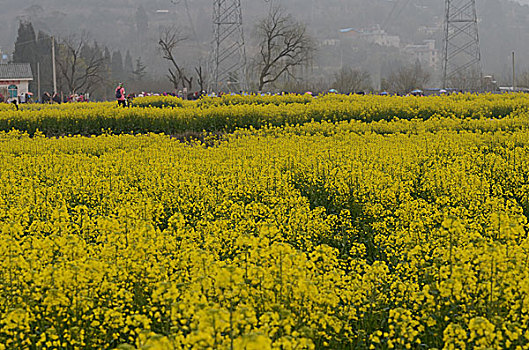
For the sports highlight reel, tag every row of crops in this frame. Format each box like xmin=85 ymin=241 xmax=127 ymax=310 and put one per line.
xmin=0 ymin=93 xmax=529 ymax=136
xmin=2 ymin=95 xmax=529 ymax=349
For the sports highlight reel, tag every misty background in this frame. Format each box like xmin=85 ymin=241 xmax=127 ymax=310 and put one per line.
xmin=1 ymin=0 xmax=529 ymax=93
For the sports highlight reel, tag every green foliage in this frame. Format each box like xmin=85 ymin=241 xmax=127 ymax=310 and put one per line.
xmin=1 ymin=110 xmax=529 ymax=348
xmin=1 ymin=93 xmax=529 ymax=137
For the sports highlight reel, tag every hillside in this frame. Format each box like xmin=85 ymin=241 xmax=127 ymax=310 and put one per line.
xmin=1 ymin=0 xmax=529 ymax=84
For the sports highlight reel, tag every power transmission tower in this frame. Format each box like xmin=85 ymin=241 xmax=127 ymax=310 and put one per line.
xmin=442 ymin=0 xmax=482 ymax=89
xmin=211 ymin=0 xmax=247 ymax=92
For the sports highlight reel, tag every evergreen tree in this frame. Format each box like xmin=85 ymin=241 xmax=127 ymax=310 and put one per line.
xmin=13 ymin=21 xmax=37 ymax=64
xmin=80 ymin=41 xmax=104 ymax=66
xmin=111 ymin=50 xmax=124 ymax=81
xmin=13 ymin=21 xmax=38 ymax=91
xmin=80 ymin=44 xmax=94 ymax=65
xmin=93 ymin=42 xmax=103 ymax=60
xmin=124 ymin=50 xmax=134 ymax=78
xmin=36 ymin=31 xmax=54 ymax=95
xmin=103 ymin=47 xmax=112 ymax=68
xmin=135 ymin=6 xmax=149 ymax=33
xmin=101 ymin=46 xmax=113 ymax=98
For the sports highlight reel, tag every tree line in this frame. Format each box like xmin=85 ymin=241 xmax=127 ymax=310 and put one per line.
xmin=10 ymin=5 xmax=482 ymax=99
xmin=12 ymin=21 xmax=146 ymax=100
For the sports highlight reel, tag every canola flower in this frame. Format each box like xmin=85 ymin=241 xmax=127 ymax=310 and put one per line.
xmin=1 ymin=96 xmax=529 ymax=349
xmin=0 ymin=93 xmax=529 ymax=136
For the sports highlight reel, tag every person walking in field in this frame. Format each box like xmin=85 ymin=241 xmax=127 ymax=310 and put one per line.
xmin=115 ymin=83 xmax=126 ymax=107
xmin=42 ymin=92 xmax=51 ymax=104
xmin=52 ymin=93 xmax=61 ymax=104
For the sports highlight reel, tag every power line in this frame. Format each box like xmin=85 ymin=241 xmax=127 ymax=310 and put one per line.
xmin=382 ymin=0 xmax=413 ymax=31
xmin=392 ymin=0 xmax=413 ymax=26
xmin=381 ymin=0 xmax=402 ymax=31
xmin=11 ymin=36 xmax=52 ymax=47
xmin=172 ymin=0 xmax=201 ymax=47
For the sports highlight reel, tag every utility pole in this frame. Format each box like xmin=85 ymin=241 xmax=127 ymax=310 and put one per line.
xmin=442 ymin=0 xmax=482 ymax=90
xmin=51 ymin=36 xmax=57 ymax=94
xmin=512 ymin=51 xmax=516 ymax=92
xmin=37 ymin=62 xmax=40 ymax=101
xmin=210 ymin=0 xmax=247 ymax=92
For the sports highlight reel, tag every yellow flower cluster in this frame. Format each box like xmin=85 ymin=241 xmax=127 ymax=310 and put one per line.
xmin=2 ymin=95 xmax=529 ymax=349
xmin=0 ymin=93 xmax=528 ymax=136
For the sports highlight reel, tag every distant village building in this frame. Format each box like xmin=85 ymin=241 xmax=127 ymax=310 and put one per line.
xmin=321 ymin=38 xmax=340 ymax=47
xmin=362 ymin=28 xmax=401 ymax=48
xmin=403 ymin=40 xmax=439 ymax=69
xmin=0 ymin=63 xmax=33 ymax=101
xmin=339 ymin=26 xmax=400 ymax=48
xmin=417 ymin=25 xmax=441 ymax=36
xmin=336 ymin=26 xmax=439 ymax=71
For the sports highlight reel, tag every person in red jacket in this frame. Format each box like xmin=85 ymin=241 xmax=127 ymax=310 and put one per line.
xmin=115 ymin=83 xmax=126 ymax=107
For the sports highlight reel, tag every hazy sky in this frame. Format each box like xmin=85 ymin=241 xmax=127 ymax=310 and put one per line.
xmin=3 ymin=0 xmax=529 ymax=84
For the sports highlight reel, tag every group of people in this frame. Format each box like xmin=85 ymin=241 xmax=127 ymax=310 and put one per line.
xmin=0 ymin=92 xmax=36 ymax=110
xmin=40 ymin=92 xmax=67 ymax=104
xmin=2 ymin=84 xmax=430 ymax=109
xmin=0 ymin=92 xmax=33 ymax=103
xmin=114 ymin=83 xmax=208 ymax=106
xmin=0 ymin=91 xmax=85 ymax=105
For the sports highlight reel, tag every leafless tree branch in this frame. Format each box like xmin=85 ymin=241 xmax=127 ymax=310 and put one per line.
xmin=381 ymin=61 xmax=431 ymax=94
xmin=254 ymin=6 xmax=315 ymax=91
xmin=158 ymin=26 xmax=194 ymax=90
xmin=55 ymin=33 xmax=106 ymax=94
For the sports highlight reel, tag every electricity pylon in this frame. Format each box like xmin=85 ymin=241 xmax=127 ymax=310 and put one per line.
xmin=211 ymin=0 xmax=247 ymax=92
xmin=442 ymin=0 xmax=482 ymax=89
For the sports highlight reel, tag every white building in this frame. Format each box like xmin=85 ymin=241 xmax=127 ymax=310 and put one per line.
xmin=418 ymin=25 xmax=441 ymax=36
xmin=362 ymin=28 xmax=401 ymax=48
xmin=0 ymin=63 xmax=33 ymax=101
xmin=339 ymin=27 xmax=401 ymax=48
xmin=321 ymin=38 xmax=340 ymax=47
xmin=403 ymin=40 xmax=439 ymax=69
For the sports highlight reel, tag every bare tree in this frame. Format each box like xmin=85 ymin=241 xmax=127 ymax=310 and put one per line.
xmin=55 ymin=34 xmax=107 ymax=94
xmin=254 ymin=5 xmax=315 ymax=91
xmin=517 ymin=71 xmax=529 ymax=88
xmin=158 ymin=26 xmax=194 ymax=90
xmin=381 ymin=61 xmax=430 ymax=94
xmin=447 ymin=68 xmax=484 ymax=91
xmin=331 ymin=67 xmax=372 ymax=94
xmin=195 ymin=66 xmax=206 ymax=92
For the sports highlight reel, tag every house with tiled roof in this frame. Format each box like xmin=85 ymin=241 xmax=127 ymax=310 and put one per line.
xmin=0 ymin=63 xmax=33 ymax=101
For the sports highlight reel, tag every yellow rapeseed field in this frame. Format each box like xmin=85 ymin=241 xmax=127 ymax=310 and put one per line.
xmin=0 ymin=93 xmax=528 ymax=136
xmin=1 ymin=95 xmax=529 ymax=349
